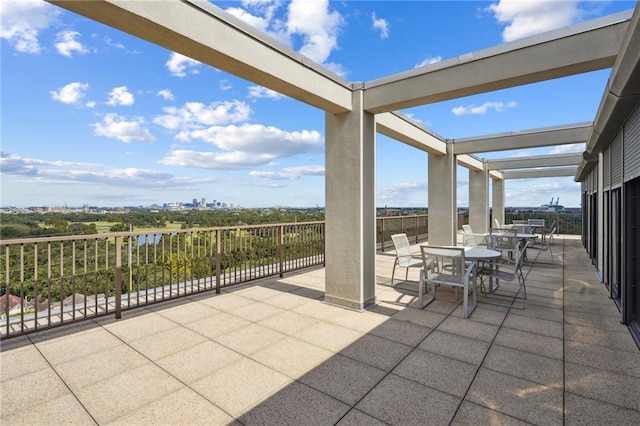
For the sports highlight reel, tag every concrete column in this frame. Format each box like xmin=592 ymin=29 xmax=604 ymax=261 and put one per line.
xmin=428 ymin=144 xmax=457 ymax=245
xmin=492 ymin=177 xmax=505 ymax=228
xmin=469 ymin=161 xmax=490 ymax=233
xmin=324 ymin=88 xmax=376 ymax=311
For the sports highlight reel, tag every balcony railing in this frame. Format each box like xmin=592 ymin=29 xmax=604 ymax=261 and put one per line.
xmin=1 ymin=221 xmax=324 ymax=339
xmin=0 ymin=212 xmax=581 ymax=339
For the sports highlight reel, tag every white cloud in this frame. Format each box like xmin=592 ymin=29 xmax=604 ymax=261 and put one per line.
xmin=0 ymin=0 xmax=58 ymax=53
xmin=287 ymin=0 xmax=343 ymax=64
xmin=54 ymin=30 xmax=88 ymax=57
xmin=0 ymin=152 xmax=205 ymax=189
xmin=154 ymin=100 xmax=252 ymax=131
xmin=548 ymin=143 xmax=586 ymax=155
xmin=159 ymin=124 xmax=323 ymax=170
xmin=166 ymin=52 xmax=201 ymax=77
xmin=92 ymin=113 xmax=155 ymax=143
xmin=50 ymin=82 xmax=90 ymax=105
xmin=377 ymin=181 xmax=427 ymax=205
xmin=106 ymin=86 xmax=135 ymax=106
xmin=372 ymin=13 xmax=389 ymax=39
xmin=159 ymin=149 xmax=273 ymax=169
xmin=223 ymin=0 xmax=344 ymax=71
xmin=189 ymin=124 xmax=323 ymax=157
xmin=488 ymin=0 xmax=583 ymax=42
xmin=248 ymin=85 xmax=283 ymax=100
xmin=415 ymin=56 xmax=442 ymax=68
xmin=219 ymin=80 xmax=233 ymax=91
xmin=226 ymin=0 xmax=289 ymax=45
xmin=452 ymin=101 xmax=517 ymax=116
xmin=250 ymin=165 xmax=325 ymax=180
xmin=157 ymin=89 xmax=174 ymax=101
xmin=226 ymin=7 xmax=271 ymax=33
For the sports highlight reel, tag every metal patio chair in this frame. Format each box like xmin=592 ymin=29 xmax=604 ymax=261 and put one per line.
xmin=390 ymin=233 xmax=422 ymax=287
xmin=419 ymin=246 xmax=477 ymax=318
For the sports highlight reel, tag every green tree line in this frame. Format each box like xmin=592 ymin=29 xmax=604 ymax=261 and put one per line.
xmin=0 ymin=209 xmax=326 ymax=240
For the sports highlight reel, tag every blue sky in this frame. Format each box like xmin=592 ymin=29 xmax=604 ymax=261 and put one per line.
xmin=1 ymin=0 xmax=635 ymax=209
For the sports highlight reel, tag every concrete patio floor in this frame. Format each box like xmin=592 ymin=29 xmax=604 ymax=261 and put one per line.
xmin=1 ymin=236 xmax=639 ymax=425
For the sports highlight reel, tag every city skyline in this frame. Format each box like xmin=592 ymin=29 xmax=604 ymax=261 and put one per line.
xmin=2 ymin=0 xmax=635 ymax=208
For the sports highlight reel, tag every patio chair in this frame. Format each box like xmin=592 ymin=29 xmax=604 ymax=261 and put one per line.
xmin=419 ymin=246 xmax=476 ymax=317
xmin=543 ymin=220 xmax=557 ymax=244
xmin=462 ymin=224 xmax=488 ymax=247
xmin=493 ymin=218 xmax=501 ymax=228
xmin=463 ymin=232 xmax=489 ymax=247
xmin=390 ymin=233 xmax=422 ymax=287
xmin=479 ymin=238 xmax=528 ymax=309
xmin=489 ymin=227 xmax=519 ymax=261
xmin=528 ymin=226 xmax=556 ymax=263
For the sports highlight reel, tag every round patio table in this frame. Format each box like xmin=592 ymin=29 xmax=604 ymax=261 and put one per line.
xmin=462 ymin=247 xmax=501 ymax=261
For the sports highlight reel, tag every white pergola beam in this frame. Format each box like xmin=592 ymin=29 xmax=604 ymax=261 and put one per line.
xmin=487 ymin=154 xmax=582 ymax=170
xmin=457 ymin=155 xmax=483 ymax=172
xmin=503 ymin=167 xmax=579 ymax=179
xmin=48 ymin=0 xmax=352 ymax=114
xmin=375 ymin=112 xmax=446 ymax=155
xmin=451 ymin=123 xmax=592 ymax=155
xmin=363 ymin=11 xmax=631 ymax=114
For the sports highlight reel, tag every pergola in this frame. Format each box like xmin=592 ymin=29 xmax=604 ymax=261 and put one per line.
xmin=48 ymin=0 xmax=637 ymax=311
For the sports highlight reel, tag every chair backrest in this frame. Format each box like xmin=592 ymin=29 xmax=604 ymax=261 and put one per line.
xmin=421 ymin=246 xmax=465 ymax=285
xmin=528 ymin=218 xmax=545 ymax=227
xmin=463 ymin=232 xmax=488 ymax=247
xmin=493 ymin=218 xmax=501 ymax=228
xmin=391 ymin=233 xmax=413 ymax=266
xmin=514 ymin=224 xmax=532 ymax=234
xmin=512 ymin=220 xmax=527 ymax=225
xmin=548 ymin=220 xmax=557 ymax=233
xmin=488 ymin=228 xmax=519 ymax=262
xmin=462 ymin=224 xmax=473 ymax=234
xmin=540 ymin=227 xmax=557 ymax=250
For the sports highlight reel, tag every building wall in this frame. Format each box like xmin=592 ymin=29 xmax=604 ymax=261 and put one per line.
xmin=583 ymin=103 xmax=640 ymax=347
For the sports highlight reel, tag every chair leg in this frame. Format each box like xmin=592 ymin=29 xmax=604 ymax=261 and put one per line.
xmin=391 ymin=262 xmax=397 ymax=286
xmin=462 ymin=285 xmax=469 ymax=318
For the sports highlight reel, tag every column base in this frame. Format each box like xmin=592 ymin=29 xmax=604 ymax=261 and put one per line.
xmin=323 ymin=295 xmax=377 ymax=312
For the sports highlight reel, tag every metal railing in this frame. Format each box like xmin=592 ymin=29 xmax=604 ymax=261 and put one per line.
xmin=503 ymin=212 xmax=581 ymax=235
xmin=1 ymin=222 xmax=324 ymax=339
xmin=1 ymin=211 xmax=577 ymax=339
xmin=377 ymin=213 xmax=466 ymax=251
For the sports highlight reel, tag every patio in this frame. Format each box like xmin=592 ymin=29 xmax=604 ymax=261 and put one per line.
xmin=1 ymin=235 xmax=639 ymax=425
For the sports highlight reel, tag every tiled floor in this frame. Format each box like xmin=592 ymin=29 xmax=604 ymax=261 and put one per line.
xmin=2 ymin=236 xmax=639 ymax=425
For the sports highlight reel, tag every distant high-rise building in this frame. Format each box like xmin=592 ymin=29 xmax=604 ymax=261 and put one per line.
xmin=192 ymin=198 xmax=198 ymax=207
xmin=201 ymin=198 xmax=206 ymax=207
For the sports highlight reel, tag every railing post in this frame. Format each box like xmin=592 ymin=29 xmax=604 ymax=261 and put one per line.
xmin=279 ymin=225 xmax=285 ymax=277
xmin=215 ymin=229 xmax=221 ymax=294
xmin=415 ymin=216 xmax=419 ymax=244
xmin=380 ymin=218 xmax=385 ymax=252
xmin=115 ymin=236 xmax=122 ymax=319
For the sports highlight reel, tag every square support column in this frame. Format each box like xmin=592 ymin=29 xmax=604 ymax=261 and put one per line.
xmin=428 ymin=145 xmax=457 ymax=245
xmin=324 ymin=89 xmax=376 ymax=311
xmin=469 ymin=161 xmax=489 ymax=233
xmin=492 ymin=177 xmax=505 ymax=227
